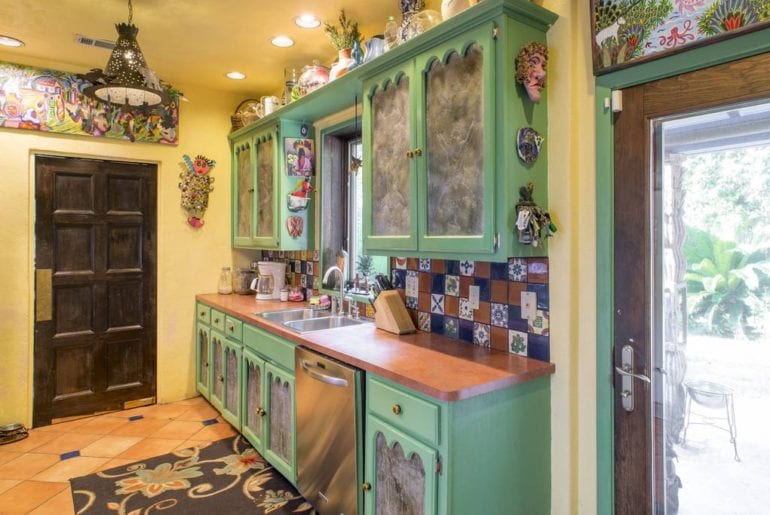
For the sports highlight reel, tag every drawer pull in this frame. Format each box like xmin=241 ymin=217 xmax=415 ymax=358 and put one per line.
xmin=362 ymin=482 xmax=371 ymax=492
xmin=218 ymin=375 xmax=224 ymax=383
xmin=228 ymin=326 xmax=234 ymax=331
xmin=256 ymin=407 xmax=266 ymax=417
xmin=392 ymin=404 xmax=402 ymax=415
xmin=200 ymin=311 xmax=205 ymax=316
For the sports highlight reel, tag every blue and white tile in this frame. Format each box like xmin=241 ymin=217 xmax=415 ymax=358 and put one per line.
xmin=406 ymin=270 xmax=419 ymax=298
xmin=508 ymin=257 xmax=528 ymax=282
xmin=431 ymin=294 xmax=445 ymax=314
xmin=295 ymin=260 xmax=302 ymax=274
xmin=306 ymin=261 xmax=314 ymax=276
xmin=444 ymin=317 xmax=459 ymax=338
xmin=418 ymin=258 xmax=432 ymax=272
xmin=490 ymin=303 xmax=509 ymax=328
xmin=418 ymin=311 xmax=431 ymax=332
xmin=459 ymin=260 xmax=475 ymax=276
xmin=406 ymin=296 xmax=418 ymax=309
xmin=459 ymin=298 xmax=473 ymax=320
xmin=444 ymin=275 xmax=460 ymax=297
xmin=508 ymin=330 xmax=528 ymax=356
xmin=392 ymin=269 xmax=406 ymax=289
xmin=473 ymin=322 xmax=491 ymax=347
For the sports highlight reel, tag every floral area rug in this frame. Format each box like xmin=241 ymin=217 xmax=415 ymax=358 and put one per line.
xmin=70 ymin=435 xmax=313 ymax=514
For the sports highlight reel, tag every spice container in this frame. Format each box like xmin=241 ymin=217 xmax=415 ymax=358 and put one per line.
xmin=233 ymin=267 xmax=256 ymax=295
xmin=217 ymin=267 xmax=233 ymax=294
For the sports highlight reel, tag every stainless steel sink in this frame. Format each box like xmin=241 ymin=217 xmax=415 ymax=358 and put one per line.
xmin=256 ymin=308 xmax=331 ymax=324
xmin=283 ymin=316 xmax=370 ymax=333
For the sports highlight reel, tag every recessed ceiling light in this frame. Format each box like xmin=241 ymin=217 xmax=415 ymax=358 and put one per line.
xmin=294 ymin=14 xmax=321 ymax=29
xmin=0 ymin=35 xmax=24 ymax=48
xmin=271 ymin=35 xmax=295 ymax=48
xmin=226 ymin=71 xmax=246 ymax=80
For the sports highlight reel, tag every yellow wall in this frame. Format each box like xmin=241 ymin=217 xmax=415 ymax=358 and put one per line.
xmin=0 ymin=55 xmax=244 ymax=427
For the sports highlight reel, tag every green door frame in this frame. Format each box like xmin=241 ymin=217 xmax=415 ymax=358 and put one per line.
xmin=594 ymin=28 xmax=770 ymax=515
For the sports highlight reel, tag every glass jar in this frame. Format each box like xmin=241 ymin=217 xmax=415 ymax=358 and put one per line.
xmin=218 ymin=267 xmax=233 ymax=294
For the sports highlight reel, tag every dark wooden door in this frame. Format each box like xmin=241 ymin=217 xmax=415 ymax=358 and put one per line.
xmin=613 ymin=52 xmax=770 ymax=514
xmin=34 ymin=155 xmax=157 ymax=427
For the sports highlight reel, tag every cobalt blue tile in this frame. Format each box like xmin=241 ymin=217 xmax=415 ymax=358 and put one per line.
xmin=459 ymin=319 xmax=474 ymax=342
xmin=431 ymin=273 xmax=445 ymax=294
xmin=300 ymin=261 xmax=307 ymax=274
xmin=490 ymin=262 xmax=508 ymax=280
xmin=445 ymin=260 xmax=460 ymax=275
xmin=393 ymin=269 xmax=406 ymax=289
xmin=202 ymin=418 xmax=219 ymax=426
xmin=474 ymin=277 xmax=490 ymax=301
xmin=528 ymin=283 xmax=549 ymax=310
xmin=60 ymin=450 xmax=80 ymax=460
xmin=528 ymin=334 xmax=550 ymax=362
xmin=508 ymin=305 xmax=528 ymax=331
xmin=128 ymin=415 xmax=144 ymax=421
xmin=430 ymin=314 xmax=445 ymax=334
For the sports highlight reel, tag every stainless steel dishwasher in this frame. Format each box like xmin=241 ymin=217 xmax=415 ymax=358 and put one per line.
xmin=296 ymin=346 xmax=362 ymax=515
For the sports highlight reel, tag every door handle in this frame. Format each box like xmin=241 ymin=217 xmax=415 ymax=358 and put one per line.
xmin=615 ymin=344 xmax=651 ymax=412
xmin=300 ymin=359 xmax=349 ymax=387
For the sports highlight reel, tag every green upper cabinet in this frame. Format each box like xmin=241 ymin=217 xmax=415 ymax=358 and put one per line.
xmin=230 ymin=121 xmax=313 ymax=250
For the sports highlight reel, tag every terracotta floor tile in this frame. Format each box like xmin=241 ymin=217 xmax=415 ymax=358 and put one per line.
xmin=171 ymin=396 xmax=207 ymax=406
xmin=79 ymin=436 xmax=143 ymax=458
xmin=76 ymin=416 xmax=129 ymax=435
xmin=189 ymin=421 xmax=237 ymax=442
xmin=118 ymin=438 xmax=185 ymax=461
xmin=0 ymin=480 xmax=67 ymax=513
xmin=176 ymin=404 xmax=220 ymax=421
xmin=141 ymin=404 xmax=191 ymax=420
xmin=108 ymin=417 xmax=170 ymax=437
xmin=0 ymin=453 xmax=60 ymax=480
xmin=150 ymin=420 xmax=205 ymax=440
xmin=0 ymin=432 xmax=56 ymax=453
xmin=0 ymin=479 xmax=20 ymax=495
xmin=28 ymin=486 xmax=74 ymax=515
xmin=32 ymin=417 xmax=89 ymax=433
xmin=108 ymin=405 xmax=156 ymax=419
xmin=0 ymin=451 xmax=22 ymax=467
xmin=31 ymin=456 xmax=109 ymax=483
xmin=97 ymin=458 xmax=137 ymax=472
xmin=33 ymin=433 xmax=102 ymax=455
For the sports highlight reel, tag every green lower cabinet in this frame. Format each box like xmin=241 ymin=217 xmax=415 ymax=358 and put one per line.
xmin=263 ymin=362 xmax=296 ymax=484
xmin=221 ymin=338 xmax=242 ymax=429
xmin=195 ymin=323 xmax=210 ymax=400
xmin=364 ymin=415 xmax=438 ymax=515
xmin=241 ymin=349 xmax=267 ymax=454
xmin=209 ymin=329 xmax=225 ymax=412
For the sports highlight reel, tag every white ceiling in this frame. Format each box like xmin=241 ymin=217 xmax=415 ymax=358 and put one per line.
xmin=0 ymin=0 xmax=440 ymax=99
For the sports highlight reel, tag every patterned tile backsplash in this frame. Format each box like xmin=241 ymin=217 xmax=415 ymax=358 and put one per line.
xmin=261 ymin=252 xmax=550 ymax=362
xmin=390 ymin=256 xmax=550 ymax=362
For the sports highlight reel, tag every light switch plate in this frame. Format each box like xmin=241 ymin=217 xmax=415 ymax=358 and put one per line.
xmin=521 ymin=291 xmax=537 ymax=320
xmin=468 ymin=285 xmax=480 ymax=309
xmin=405 ymin=273 xmax=418 ymax=298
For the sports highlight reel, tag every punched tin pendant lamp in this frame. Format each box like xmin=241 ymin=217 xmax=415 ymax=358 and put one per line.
xmin=83 ymin=0 xmax=169 ymax=108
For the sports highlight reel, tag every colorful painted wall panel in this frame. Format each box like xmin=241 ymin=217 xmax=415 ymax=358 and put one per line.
xmin=0 ymin=61 xmax=179 ymax=144
xmin=591 ymin=0 xmax=770 ymax=75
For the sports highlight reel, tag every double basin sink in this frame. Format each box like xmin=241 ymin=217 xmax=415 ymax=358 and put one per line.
xmin=256 ymin=308 xmax=370 ymax=333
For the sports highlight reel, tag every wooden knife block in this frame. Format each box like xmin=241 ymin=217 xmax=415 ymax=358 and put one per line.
xmin=373 ymin=290 xmax=416 ymax=335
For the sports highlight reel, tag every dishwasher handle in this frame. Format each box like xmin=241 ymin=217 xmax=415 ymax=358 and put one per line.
xmin=300 ymin=359 xmax=349 ymax=388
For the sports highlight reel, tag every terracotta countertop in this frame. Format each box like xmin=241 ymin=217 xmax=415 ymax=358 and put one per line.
xmin=196 ymin=293 xmax=555 ymax=402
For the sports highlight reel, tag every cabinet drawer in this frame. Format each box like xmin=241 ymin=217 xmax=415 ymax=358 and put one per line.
xmin=225 ymin=316 xmax=242 ymax=341
xmin=367 ymin=377 xmax=440 ymax=446
xmin=210 ymin=309 xmax=226 ymax=332
xmin=243 ymin=324 xmax=295 ymax=372
xmin=196 ymin=303 xmax=210 ymax=324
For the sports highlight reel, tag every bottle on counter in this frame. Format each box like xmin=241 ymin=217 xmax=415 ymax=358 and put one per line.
xmin=218 ymin=266 xmax=233 ymax=294
xmin=384 ymin=16 xmax=399 ymax=51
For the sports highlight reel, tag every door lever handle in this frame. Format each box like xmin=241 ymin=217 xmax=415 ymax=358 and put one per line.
xmin=615 ymin=365 xmax=651 ymax=384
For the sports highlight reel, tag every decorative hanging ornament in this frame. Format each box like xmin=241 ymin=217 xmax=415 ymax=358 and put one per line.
xmin=179 ymin=154 xmax=215 ymax=228
xmin=517 ymin=127 xmax=544 ymax=164
xmin=515 ymin=182 xmax=557 ymax=247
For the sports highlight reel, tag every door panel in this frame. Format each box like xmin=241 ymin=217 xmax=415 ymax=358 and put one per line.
xmin=34 ymin=156 xmax=157 ymax=427
xmin=613 ymin=52 xmax=770 ymax=514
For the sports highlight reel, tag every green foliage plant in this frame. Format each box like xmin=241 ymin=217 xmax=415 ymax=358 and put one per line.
xmin=323 ymin=9 xmax=361 ymax=51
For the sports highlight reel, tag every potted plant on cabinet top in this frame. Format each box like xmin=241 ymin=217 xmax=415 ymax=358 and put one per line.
xmin=324 ymin=9 xmax=361 ymax=81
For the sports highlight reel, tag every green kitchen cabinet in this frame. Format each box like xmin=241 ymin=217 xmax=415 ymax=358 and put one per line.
xmin=230 ymin=120 xmax=314 ymax=251
xmin=209 ymin=329 xmax=225 ymax=413
xmin=241 ymin=348 xmax=267 ymax=453
xmin=221 ymin=337 xmax=242 ymax=429
xmin=195 ymin=322 xmax=210 ymax=400
xmin=363 ymin=374 xmax=552 ymax=514
xmin=263 ymin=361 xmax=296 ymax=483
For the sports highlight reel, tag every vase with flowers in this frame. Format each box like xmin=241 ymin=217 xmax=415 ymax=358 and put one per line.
xmin=324 ymin=9 xmax=361 ymax=81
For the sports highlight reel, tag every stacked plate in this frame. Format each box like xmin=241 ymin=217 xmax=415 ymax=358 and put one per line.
xmin=0 ymin=423 xmax=28 ymax=445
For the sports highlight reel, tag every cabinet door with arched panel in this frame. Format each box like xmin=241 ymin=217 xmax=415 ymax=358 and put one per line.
xmin=264 ymin=362 xmax=296 ymax=483
xmin=221 ymin=338 xmax=242 ymax=428
xmin=241 ymin=348 xmax=267 ymax=453
xmin=195 ymin=322 xmax=210 ymax=400
xmin=209 ymin=329 xmax=226 ymax=412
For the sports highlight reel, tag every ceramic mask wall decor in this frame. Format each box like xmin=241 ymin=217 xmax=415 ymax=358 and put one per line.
xmin=179 ymin=154 xmax=216 ymax=228
xmin=516 ymin=127 xmax=544 ymax=164
xmin=515 ymin=42 xmax=548 ymax=103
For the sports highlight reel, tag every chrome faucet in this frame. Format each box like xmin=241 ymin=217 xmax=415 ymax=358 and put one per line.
xmin=322 ymin=265 xmax=346 ymax=316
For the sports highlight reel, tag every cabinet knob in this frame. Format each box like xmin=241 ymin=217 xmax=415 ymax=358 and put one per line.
xmin=200 ymin=311 xmax=205 ymax=316
xmin=256 ymin=407 xmax=266 ymax=417
xmin=392 ymin=404 xmax=402 ymax=415
xmin=214 ymin=318 xmax=219 ymax=324
xmin=362 ymin=482 xmax=371 ymax=492
xmin=228 ymin=326 xmax=234 ymax=332
xmin=204 ymin=362 xmax=209 ymax=367
xmin=248 ymin=188 xmax=255 ymax=193
xmin=414 ymin=148 xmax=422 ymax=157
xmin=406 ymin=150 xmax=414 ymax=158
xmin=218 ymin=375 xmax=224 ymax=383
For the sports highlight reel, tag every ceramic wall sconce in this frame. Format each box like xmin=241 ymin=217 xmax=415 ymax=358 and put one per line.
xmin=517 ymin=127 xmax=544 ymax=164
xmin=515 ymin=42 xmax=548 ymax=103
xmin=179 ymin=154 xmax=215 ymax=228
